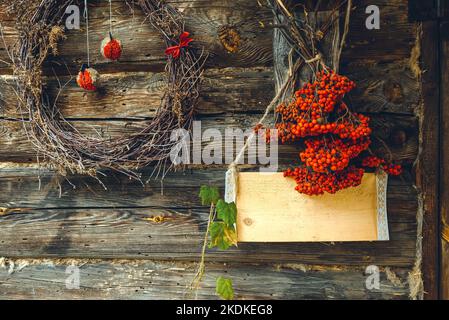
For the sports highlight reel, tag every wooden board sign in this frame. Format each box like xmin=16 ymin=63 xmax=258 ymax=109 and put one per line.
xmin=233 ymin=172 xmax=389 ymax=242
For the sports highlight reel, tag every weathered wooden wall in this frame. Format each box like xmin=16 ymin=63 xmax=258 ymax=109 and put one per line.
xmin=0 ymin=0 xmax=429 ymax=299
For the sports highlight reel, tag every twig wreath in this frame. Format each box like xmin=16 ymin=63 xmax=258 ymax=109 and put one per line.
xmin=7 ymin=0 xmax=206 ymax=181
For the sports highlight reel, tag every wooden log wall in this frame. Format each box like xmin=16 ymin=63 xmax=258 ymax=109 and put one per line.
xmin=440 ymin=18 xmax=449 ymax=300
xmin=0 ymin=0 xmax=429 ymax=299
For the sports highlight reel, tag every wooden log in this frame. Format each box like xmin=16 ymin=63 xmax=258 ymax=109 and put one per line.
xmin=342 ymin=0 xmax=416 ymax=63
xmin=0 ymin=62 xmax=420 ymax=119
xmin=0 ymin=112 xmax=419 ymax=164
xmin=343 ymin=62 xmax=420 ymax=115
xmin=0 ymin=166 xmax=417 ymax=208
xmin=0 ymin=0 xmax=274 ymax=75
xmin=0 ymin=0 xmax=417 ymax=76
xmin=414 ymin=21 xmax=440 ymax=300
xmin=0 ymin=258 xmax=410 ymax=300
xmin=0 ymin=114 xmax=303 ymax=165
xmin=440 ymin=20 xmax=449 ymax=300
xmin=0 ymin=166 xmax=417 ymax=267
xmin=0 ymin=68 xmax=275 ymax=118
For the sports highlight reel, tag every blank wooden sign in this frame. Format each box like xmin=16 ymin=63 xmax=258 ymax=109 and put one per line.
xmin=235 ymin=172 xmax=389 ymax=242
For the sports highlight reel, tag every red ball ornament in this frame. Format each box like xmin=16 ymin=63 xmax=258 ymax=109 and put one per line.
xmin=77 ymin=64 xmax=99 ymax=91
xmin=101 ymin=33 xmax=122 ymax=61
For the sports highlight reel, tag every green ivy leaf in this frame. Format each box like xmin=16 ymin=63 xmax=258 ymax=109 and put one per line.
xmin=216 ymin=277 xmax=234 ymax=300
xmin=216 ymin=200 xmax=237 ymax=227
xmin=209 ymin=222 xmax=237 ymax=250
xmin=199 ymin=186 xmax=220 ymax=206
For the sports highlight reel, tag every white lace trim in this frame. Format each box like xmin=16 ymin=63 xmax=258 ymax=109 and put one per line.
xmin=376 ymin=170 xmax=390 ymax=241
xmin=225 ymin=167 xmax=238 ymax=203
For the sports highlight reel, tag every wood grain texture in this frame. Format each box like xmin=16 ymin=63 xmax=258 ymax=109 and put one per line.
xmin=0 ymin=204 xmax=416 ymax=265
xmin=0 ymin=167 xmax=417 ymax=267
xmin=344 ymin=62 xmax=420 ymax=115
xmin=0 ymin=0 xmax=416 ymax=74
xmin=0 ymin=258 xmax=410 ymax=300
xmin=417 ymin=21 xmax=440 ymax=300
xmin=0 ymin=0 xmax=273 ymax=75
xmin=236 ymin=173 xmax=382 ymax=242
xmin=0 ymin=114 xmax=303 ymax=164
xmin=342 ymin=0 xmax=416 ymax=63
xmin=0 ymin=68 xmax=275 ymax=118
xmin=0 ymin=114 xmax=419 ymax=164
xmin=0 ymin=0 xmax=427 ymax=300
xmin=0 ymin=63 xmax=420 ymax=118
xmin=440 ymin=20 xmax=449 ymax=300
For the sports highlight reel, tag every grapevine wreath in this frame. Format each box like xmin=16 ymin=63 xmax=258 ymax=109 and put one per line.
xmin=7 ymin=0 xmax=206 ymax=181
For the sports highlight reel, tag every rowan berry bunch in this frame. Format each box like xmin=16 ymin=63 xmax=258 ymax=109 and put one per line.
xmin=284 ymin=166 xmax=364 ymax=196
xmin=293 ymin=71 xmax=355 ymax=113
xmin=300 ymin=137 xmax=371 ymax=173
xmin=275 ymin=72 xmax=370 ymax=144
xmin=274 ymin=70 xmax=402 ymax=196
xmin=362 ymin=156 xmax=403 ymax=176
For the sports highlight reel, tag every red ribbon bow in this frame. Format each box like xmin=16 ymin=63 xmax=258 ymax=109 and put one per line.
xmin=165 ymin=32 xmax=193 ymax=59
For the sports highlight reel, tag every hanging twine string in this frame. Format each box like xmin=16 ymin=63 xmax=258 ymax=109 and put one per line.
xmin=224 ymin=76 xmax=290 ymax=203
xmin=335 ymin=0 xmax=352 ymax=73
xmin=305 ymin=53 xmax=322 ymax=64
xmin=83 ymin=0 xmax=90 ymax=66
xmin=109 ymin=0 xmax=113 ymax=35
xmin=229 ymin=76 xmax=290 ymax=171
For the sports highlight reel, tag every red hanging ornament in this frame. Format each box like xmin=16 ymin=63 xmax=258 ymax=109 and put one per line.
xmin=101 ymin=32 xmax=122 ymax=61
xmin=77 ymin=64 xmax=99 ymax=91
xmin=165 ymin=31 xmax=193 ymax=59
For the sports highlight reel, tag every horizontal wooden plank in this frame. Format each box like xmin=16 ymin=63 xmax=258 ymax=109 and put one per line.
xmin=0 ymin=166 xmax=417 ymax=208
xmin=0 ymin=63 xmax=419 ymax=120
xmin=0 ymin=167 xmax=417 ymax=266
xmin=0 ymin=113 xmax=418 ymax=164
xmin=344 ymin=61 xmax=420 ymax=115
xmin=0 ymin=114 xmax=302 ymax=164
xmin=0 ymin=0 xmax=417 ymax=76
xmin=0 ymin=67 xmax=274 ymax=118
xmin=0 ymin=258 xmax=410 ymax=299
xmin=0 ymin=0 xmax=273 ymax=74
xmin=342 ymin=0 xmax=417 ymax=63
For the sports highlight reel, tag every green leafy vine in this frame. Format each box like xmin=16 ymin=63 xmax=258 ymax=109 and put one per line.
xmin=189 ymin=186 xmax=237 ymax=300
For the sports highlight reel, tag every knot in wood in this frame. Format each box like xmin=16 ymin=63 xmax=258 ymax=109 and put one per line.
xmin=390 ymin=128 xmax=407 ymax=146
xmin=383 ymin=81 xmax=404 ymax=104
xmin=218 ymin=25 xmax=241 ymax=53
xmin=243 ymin=217 xmax=253 ymax=226
xmin=144 ymin=215 xmax=165 ymax=224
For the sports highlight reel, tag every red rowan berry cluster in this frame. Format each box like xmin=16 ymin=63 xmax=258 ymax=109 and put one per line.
xmin=383 ymin=163 xmax=402 ymax=175
xmin=273 ymin=71 xmax=402 ymax=196
xmin=362 ymin=156 xmax=403 ymax=176
xmin=254 ymin=123 xmax=275 ymax=143
xmin=300 ymin=137 xmax=371 ymax=173
xmin=275 ymin=72 xmax=369 ymax=144
xmin=294 ymin=71 xmax=355 ymax=113
xmin=284 ymin=166 xmax=364 ymax=196
xmin=361 ymin=155 xmax=383 ymax=168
